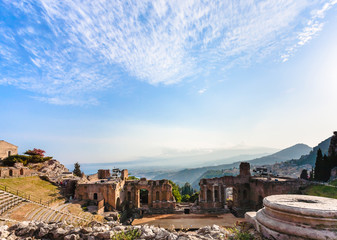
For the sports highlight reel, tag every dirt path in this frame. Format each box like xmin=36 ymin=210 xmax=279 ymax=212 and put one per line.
xmin=132 ymin=213 xmax=245 ymax=229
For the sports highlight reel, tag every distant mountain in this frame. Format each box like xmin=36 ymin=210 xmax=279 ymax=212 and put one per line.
xmin=248 ymin=143 xmax=312 ymax=166
xmin=287 ymin=137 xmax=331 ymax=166
xmin=153 ymin=143 xmax=312 ymax=188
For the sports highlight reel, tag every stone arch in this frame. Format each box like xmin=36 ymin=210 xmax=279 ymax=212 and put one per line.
xmin=8 ymin=151 xmax=11 ymax=157
xmin=93 ymin=193 xmax=98 ymax=200
xmin=127 ymin=191 xmax=131 ymax=201
xmin=9 ymin=169 xmax=13 ymax=177
xmin=20 ymin=168 xmax=24 ymax=175
xmin=140 ymin=189 xmax=149 ymax=205
xmin=116 ymin=197 xmax=121 ymax=209
xmin=257 ymin=195 xmax=264 ymax=210
xmin=243 ymin=189 xmax=247 ymax=200
xmin=214 ymin=189 xmax=219 ymax=202
xmin=156 ymin=191 xmax=160 ymax=201
xmin=207 ymin=189 xmax=212 ymax=202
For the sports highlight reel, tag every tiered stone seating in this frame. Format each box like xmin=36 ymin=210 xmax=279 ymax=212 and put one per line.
xmin=0 ymin=190 xmax=24 ymax=215
xmin=0 ymin=190 xmax=89 ymax=224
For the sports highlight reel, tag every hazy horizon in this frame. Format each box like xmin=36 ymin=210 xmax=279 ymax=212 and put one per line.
xmin=1 ymin=1 xmax=337 ymax=165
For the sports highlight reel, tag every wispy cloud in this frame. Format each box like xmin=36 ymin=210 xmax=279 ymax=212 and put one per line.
xmin=282 ymin=0 xmax=337 ymax=62
xmin=0 ymin=0 xmax=335 ymax=104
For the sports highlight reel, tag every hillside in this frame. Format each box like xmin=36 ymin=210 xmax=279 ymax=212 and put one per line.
xmin=248 ymin=143 xmax=311 ymax=165
xmin=154 ymin=143 xmax=312 ymax=188
xmin=287 ymin=137 xmax=331 ymax=166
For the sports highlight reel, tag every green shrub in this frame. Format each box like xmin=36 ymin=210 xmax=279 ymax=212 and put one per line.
xmin=2 ymin=154 xmax=52 ymax=166
xmin=228 ymin=222 xmax=255 ymax=240
xmin=111 ymin=228 xmax=140 ymax=240
xmin=169 ymin=180 xmax=181 ymax=202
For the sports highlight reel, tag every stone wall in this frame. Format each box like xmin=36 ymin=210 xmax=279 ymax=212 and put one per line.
xmin=0 ymin=166 xmax=33 ymax=178
xmin=0 ymin=140 xmax=18 ymax=161
xmin=199 ymin=162 xmax=310 ymax=212
xmin=74 ymin=169 xmax=175 ymax=212
xmin=98 ymin=169 xmax=111 ymax=179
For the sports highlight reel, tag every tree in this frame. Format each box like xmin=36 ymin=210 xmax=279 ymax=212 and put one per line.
xmin=181 ymin=182 xmax=194 ymax=196
xmin=300 ymin=169 xmax=308 ymax=180
xmin=169 ymin=180 xmax=181 ymax=202
xmin=189 ymin=192 xmax=199 ymax=203
xmin=314 ymin=148 xmax=323 ymax=181
xmin=182 ymin=194 xmax=190 ymax=202
xmin=73 ymin=162 xmax=82 ymax=177
xmin=25 ymin=148 xmax=45 ymax=157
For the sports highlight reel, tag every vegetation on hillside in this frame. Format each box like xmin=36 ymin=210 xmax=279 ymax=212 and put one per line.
xmin=0 ymin=176 xmax=62 ymax=202
xmin=3 ymin=148 xmax=52 ymax=166
xmin=73 ymin=162 xmax=82 ymax=177
xmin=169 ymin=180 xmax=181 ymax=202
xmin=127 ymin=176 xmax=139 ymax=180
xmin=304 ymin=185 xmax=337 ymax=199
xmin=313 ymin=148 xmax=337 ymax=181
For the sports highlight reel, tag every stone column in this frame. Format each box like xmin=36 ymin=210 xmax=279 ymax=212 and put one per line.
xmin=204 ymin=185 xmax=207 ymax=202
xmin=135 ymin=189 xmax=140 ymax=208
xmin=212 ymin=186 xmax=215 ymax=202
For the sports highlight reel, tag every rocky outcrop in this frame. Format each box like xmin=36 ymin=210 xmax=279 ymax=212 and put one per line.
xmin=0 ymin=221 xmax=239 ymax=240
xmin=29 ymin=159 xmax=69 ymax=178
xmin=328 ymin=131 xmax=337 ymax=157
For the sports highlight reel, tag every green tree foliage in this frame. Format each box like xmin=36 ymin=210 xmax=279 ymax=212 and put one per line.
xmin=180 ymin=182 xmax=194 ymax=196
xmin=189 ymin=192 xmax=199 ymax=203
xmin=127 ymin=176 xmax=139 ymax=180
xmin=169 ymin=180 xmax=181 ymax=202
xmin=314 ymin=147 xmax=337 ymax=182
xmin=2 ymin=148 xmax=52 ymax=166
xmin=300 ymin=169 xmax=308 ymax=180
xmin=181 ymin=194 xmax=190 ymax=202
xmin=314 ymin=148 xmax=323 ymax=181
xmin=73 ymin=162 xmax=82 ymax=177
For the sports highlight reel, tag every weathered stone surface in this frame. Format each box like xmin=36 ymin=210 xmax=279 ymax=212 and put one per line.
xmin=253 ymin=194 xmax=337 ymax=240
xmin=0 ymin=219 xmax=244 ymax=240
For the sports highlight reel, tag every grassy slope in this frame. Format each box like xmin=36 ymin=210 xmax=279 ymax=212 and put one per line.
xmin=304 ymin=184 xmax=337 ymax=199
xmin=0 ymin=176 xmax=62 ymax=202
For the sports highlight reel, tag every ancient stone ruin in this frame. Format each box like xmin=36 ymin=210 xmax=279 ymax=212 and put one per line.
xmin=198 ymin=162 xmax=310 ymax=215
xmin=75 ymin=168 xmax=175 ymax=213
xmin=0 ymin=140 xmax=18 ymax=161
xmin=246 ymin=194 xmax=337 ymax=240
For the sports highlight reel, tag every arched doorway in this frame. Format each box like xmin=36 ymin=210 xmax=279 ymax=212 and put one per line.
xmin=140 ymin=189 xmax=149 ymax=206
xmin=20 ymin=168 xmax=24 ymax=175
xmin=127 ymin=191 xmax=131 ymax=201
xmin=207 ymin=189 xmax=212 ymax=202
xmin=116 ymin=197 xmax=121 ymax=209
xmin=214 ymin=189 xmax=219 ymax=202
xmin=257 ymin=195 xmax=264 ymax=210
xmin=243 ymin=189 xmax=247 ymax=200
xmin=156 ymin=191 xmax=160 ymax=201
xmin=93 ymin=193 xmax=98 ymax=200
xmin=9 ymin=169 xmax=13 ymax=177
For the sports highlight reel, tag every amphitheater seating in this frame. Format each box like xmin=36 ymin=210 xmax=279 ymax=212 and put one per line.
xmin=0 ymin=190 xmax=90 ymax=224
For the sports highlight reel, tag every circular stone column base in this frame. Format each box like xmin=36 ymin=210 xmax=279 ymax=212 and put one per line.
xmin=255 ymin=194 xmax=337 ymax=240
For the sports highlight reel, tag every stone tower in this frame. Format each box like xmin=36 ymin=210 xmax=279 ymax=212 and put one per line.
xmin=239 ymin=162 xmax=251 ymax=177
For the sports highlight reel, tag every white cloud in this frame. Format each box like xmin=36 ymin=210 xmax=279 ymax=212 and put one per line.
xmin=0 ymin=0 xmax=336 ymax=104
xmin=282 ymin=0 xmax=337 ymax=62
xmin=198 ymin=88 xmax=207 ymax=94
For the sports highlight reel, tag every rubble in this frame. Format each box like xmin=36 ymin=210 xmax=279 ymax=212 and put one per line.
xmin=0 ymin=220 xmax=237 ymax=240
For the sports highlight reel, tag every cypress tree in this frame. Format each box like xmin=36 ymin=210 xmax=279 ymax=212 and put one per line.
xmin=73 ymin=162 xmax=82 ymax=177
xmin=314 ymin=148 xmax=323 ymax=181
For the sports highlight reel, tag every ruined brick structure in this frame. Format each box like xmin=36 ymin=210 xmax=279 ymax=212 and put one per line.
xmin=75 ymin=169 xmax=175 ymax=212
xmin=199 ymin=162 xmax=310 ymax=213
xmin=0 ymin=140 xmax=18 ymax=161
xmin=0 ymin=162 xmax=33 ymax=178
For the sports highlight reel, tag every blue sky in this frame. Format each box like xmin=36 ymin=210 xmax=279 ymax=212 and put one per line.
xmin=1 ymin=0 xmax=337 ymax=164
